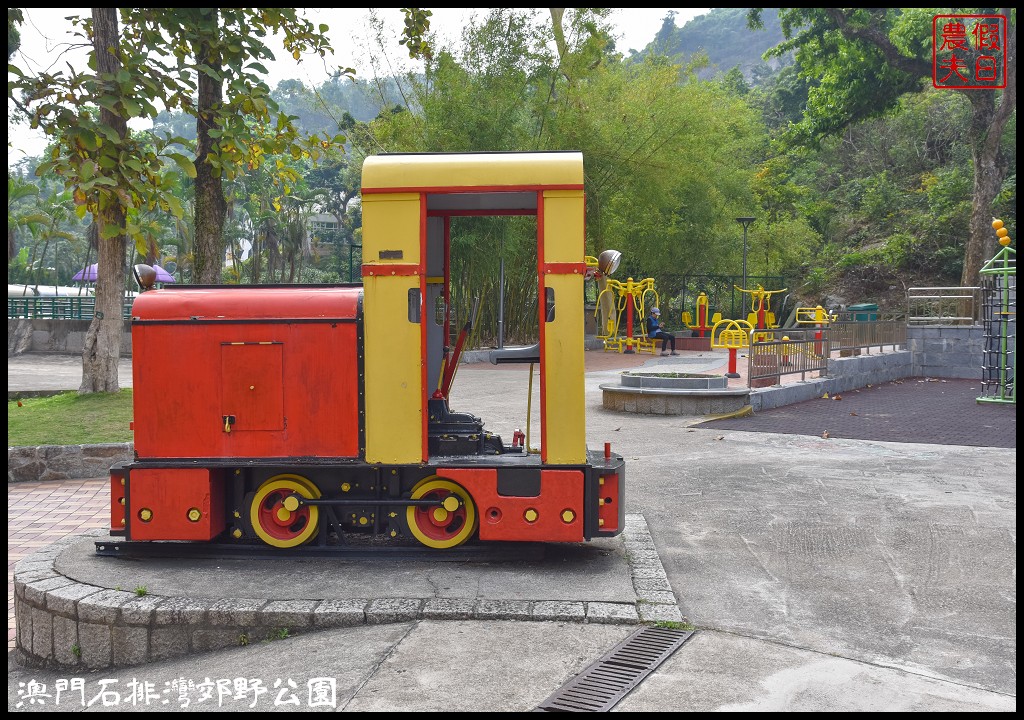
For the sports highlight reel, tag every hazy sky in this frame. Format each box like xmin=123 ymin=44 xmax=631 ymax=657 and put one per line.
xmin=8 ymin=8 xmax=710 ymax=167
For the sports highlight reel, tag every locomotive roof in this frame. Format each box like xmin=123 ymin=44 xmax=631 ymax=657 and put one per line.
xmin=362 ymin=151 xmax=584 ymax=194
xmin=130 ymin=285 xmax=362 ymax=322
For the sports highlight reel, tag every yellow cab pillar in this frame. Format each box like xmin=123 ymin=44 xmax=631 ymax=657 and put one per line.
xmin=360 ymin=187 xmax=425 ymax=464
xmin=540 ymin=189 xmax=586 ymax=464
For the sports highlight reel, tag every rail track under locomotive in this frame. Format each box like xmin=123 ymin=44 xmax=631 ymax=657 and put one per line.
xmin=109 ymin=152 xmax=626 ymax=553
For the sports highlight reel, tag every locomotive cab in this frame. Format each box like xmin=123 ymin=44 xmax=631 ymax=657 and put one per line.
xmin=112 ymin=151 xmax=626 ymax=551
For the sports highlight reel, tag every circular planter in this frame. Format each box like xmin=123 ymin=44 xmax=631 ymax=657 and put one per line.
xmin=620 ymin=372 xmax=728 ymax=390
xmin=601 ymin=371 xmax=749 ymax=416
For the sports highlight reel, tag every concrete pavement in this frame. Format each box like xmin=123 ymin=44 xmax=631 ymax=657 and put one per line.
xmin=7 ymin=350 xmax=1017 ymax=712
xmin=6 ymin=354 xmax=133 ymax=396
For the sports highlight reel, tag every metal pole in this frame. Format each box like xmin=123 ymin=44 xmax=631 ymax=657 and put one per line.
xmin=497 ymin=234 xmax=505 ymax=349
xmin=736 ymin=216 xmax=755 ymax=293
xmin=498 ymin=256 xmax=505 ymax=349
xmin=742 ymin=226 xmax=748 ymax=292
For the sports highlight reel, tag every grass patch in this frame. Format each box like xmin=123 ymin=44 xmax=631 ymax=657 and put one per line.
xmin=655 ymin=620 xmax=696 ymax=631
xmin=8 ymin=390 xmax=134 ymax=446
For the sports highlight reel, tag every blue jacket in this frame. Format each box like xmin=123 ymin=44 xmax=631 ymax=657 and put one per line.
xmin=646 ymin=316 xmax=663 ymax=336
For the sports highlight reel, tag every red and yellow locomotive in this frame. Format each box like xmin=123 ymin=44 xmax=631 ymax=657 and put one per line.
xmin=109 ymin=151 xmax=625 ymax=550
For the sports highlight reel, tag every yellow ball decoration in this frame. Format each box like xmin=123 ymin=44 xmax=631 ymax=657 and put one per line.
xmin=996 ymin=227 xmax=1008 ymax=237
xmin=992 ymin=219 xmax=1004 ymax=230
xmin=1000 ymin=235 xmax=1012 ymax=247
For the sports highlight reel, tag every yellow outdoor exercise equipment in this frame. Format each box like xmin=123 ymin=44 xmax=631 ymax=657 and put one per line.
xmin=595 ymin=276 xmax=659 ymax=354
xmin=735 ymin=284 xmax=788 ymax=342
xmin=711 ymin=318 xmax=754 ymax=378
xmin=794 ymin=305 xmax=836 ymax=358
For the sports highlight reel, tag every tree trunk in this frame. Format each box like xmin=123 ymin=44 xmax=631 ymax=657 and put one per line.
xmin=960 ymin=19 xmax=1016 ymax=286
xmin=80 ymin=7 xmax=127 ymax=394
xmin=193 ymin=13 xmax=227 ymax=285
xmin=963 ymin=139 xmax=1005 ymax=286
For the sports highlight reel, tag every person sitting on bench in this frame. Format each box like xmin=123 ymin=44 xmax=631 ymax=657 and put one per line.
xmin=647 ymin=307 xmax=678 ymax=355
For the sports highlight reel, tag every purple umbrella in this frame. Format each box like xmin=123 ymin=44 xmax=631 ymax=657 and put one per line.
xmin=152 ymin=265 xmax=176 ymax=283
xmin=71 ymin=263 xmax=98 ymax=282
xmin=75 ymin=263 xmax=176 ymax=284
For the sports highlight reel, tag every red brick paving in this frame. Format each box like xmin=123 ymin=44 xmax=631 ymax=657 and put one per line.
xmin=8 ymin=479 xmax=109 ymax=651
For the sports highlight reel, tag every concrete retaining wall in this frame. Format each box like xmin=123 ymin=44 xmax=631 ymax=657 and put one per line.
xmin=8 ymin=319 xmax=132 ymax=357
xmin=906 ymin=325 xmax=984 ymax=379
xmin=602 ymin=350 xmax=915 ymax=415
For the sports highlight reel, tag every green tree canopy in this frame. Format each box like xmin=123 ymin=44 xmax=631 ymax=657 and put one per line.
xmin=748 ymin=7 xmax=1016 ymax=286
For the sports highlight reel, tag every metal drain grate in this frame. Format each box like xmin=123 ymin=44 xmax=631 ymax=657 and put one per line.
xmin=534 ymin=626 xmax=694 ymax=712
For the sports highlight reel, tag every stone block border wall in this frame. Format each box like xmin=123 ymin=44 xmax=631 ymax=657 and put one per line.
xmin=8 ymin=443 xmax=133 ymax=483
xmin=751 ymin=350 xmax=913 ymax=411
xmin=14 ymin=517 xmax=681 ymax=671
xmin=603 ymin=386 xmax=750 ymax=416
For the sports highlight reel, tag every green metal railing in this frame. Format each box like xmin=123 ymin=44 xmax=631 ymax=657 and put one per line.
xmin=8 ymin=297 xmax=135 ymax=320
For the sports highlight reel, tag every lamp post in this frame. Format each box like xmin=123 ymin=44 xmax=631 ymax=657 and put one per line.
xmin=736 ymin=216 xmax=755 ymax=292
xmin=497 ymin=234 xmax=505 ymax=349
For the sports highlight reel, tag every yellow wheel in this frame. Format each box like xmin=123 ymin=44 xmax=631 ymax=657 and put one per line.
xmin=250 ymin=474 xmax=321 ymax=549
xmin=406 ymin=477 xmax=478 ymax=549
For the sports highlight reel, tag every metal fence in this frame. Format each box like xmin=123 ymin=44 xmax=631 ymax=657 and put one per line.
xmin=827 ymin=318 xmax=907 ymax=355
xmin=907 ymin=286 xmax=980 ymax=325
xmin=745 ymin=319 xmax=907 ymax=387
xmin=8 ymin=297 xmax=134 ymax=320
xmin=747 ymin=335 xmax=828 ymax=387
xmin=661 ymin=274 xmax=788 ymax=322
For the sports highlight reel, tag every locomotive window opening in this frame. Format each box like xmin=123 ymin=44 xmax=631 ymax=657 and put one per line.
xmin=408 ymin=288 xmax=421 ymax=323
xmin=438 ymin=211 xmax=540 ymax=448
